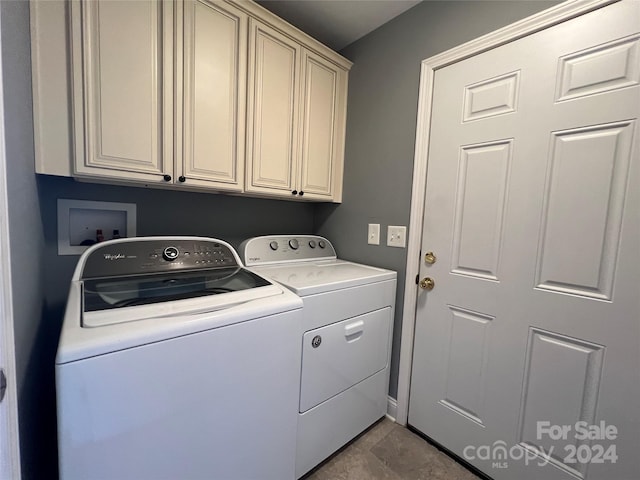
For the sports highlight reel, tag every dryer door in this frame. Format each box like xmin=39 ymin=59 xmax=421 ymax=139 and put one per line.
xmin=300 ymin=307 xmax=391 ymax=412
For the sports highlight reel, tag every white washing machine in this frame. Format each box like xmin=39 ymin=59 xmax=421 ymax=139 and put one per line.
xmin=240 ymin=235 xmax=397 ymax=478
xmin=56 ymin=236 xmax=303 ymax=480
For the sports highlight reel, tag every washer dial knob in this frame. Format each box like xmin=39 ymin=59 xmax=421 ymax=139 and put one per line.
xmin=308 ymin=240 xmax=317 ymax=248
xmin=318 ymin=240 xmax=326 ymax=249
xmin=163 ymin=246 xmax=179 ymax=261
xmin=289 ymin=239 xmax=299 ymax=250
xmin=269 ymin=241 xmax=279 ymax=251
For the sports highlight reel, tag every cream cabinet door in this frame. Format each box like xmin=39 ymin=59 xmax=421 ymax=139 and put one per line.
xmin=180 ymin=0 xmax=247 ymax=191
xmin=71 ymin=0 xmax=174 ymax=184
xmin=298 ymin=50 xmax=347 ymax=201
xmin=246 ymin=19 xmax=301 ymax=198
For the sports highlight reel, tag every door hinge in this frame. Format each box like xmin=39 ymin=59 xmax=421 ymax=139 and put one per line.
xmin=415 ymin=274 xmax=419 ymax=285
xmin=0 ymin=369 xmax=6 ymax=403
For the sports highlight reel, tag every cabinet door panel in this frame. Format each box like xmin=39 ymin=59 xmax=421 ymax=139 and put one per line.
xmin=181 ymin=0 xmax=246 ymax=191
xmin=299 ymin=52 xmax=346 ymax=200
xmin=72 ymin=0 xmax=173 ymax=181
xmin=247 ymin=20 xmax=300 ymax=196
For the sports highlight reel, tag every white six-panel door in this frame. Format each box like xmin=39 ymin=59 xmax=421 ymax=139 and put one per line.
xmin=409 ymin=2 xmax=639 ymax=479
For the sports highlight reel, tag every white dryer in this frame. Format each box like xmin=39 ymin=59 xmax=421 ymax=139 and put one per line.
xmin=56 ymin=236 xmax=303 ymax=480
xmin=240 ymin=235 xmax=397 ymax=478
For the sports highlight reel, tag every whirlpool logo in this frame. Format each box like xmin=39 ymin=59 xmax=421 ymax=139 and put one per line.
xmin=103 ymin=253 xmax=126 ymax=260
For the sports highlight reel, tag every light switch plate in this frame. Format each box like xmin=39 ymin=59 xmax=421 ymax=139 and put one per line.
xmin=387 ymin=225 xmax=407 ymax=248
xmin=368 ymin=223 xmax=380 ymax=245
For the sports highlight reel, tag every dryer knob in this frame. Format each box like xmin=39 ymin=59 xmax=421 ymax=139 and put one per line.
xmin=289 ymin=239 xmax=299 ymax=250
xmin=308 ymin=240 xmax=316 ymax=248
xmin=269 ymin=241 xmax=279 ymax=251
xmin=318 ymin=240 xmax=326 ymax=249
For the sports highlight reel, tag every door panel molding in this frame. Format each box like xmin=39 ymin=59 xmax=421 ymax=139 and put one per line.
xmin=555 ymin=33 xmax=640 ymax=102
xmin=396 ymin=0 xmax=619 ymax=426
xmin=534 ymin=120 xmax=634 ymax=301
xmin=451 ymin=139 xmax=512 ymax=282
xmin=439 ymin=305 xmax=493 ymax=426
xmin=462 ymin=71 xmax=521 ymax=122
xmin=516 ymin=328 xmax=605 ymax=479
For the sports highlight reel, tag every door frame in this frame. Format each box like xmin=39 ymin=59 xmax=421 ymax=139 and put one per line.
xmin=396 ymin=0 xmax=618 ymax=425
xmin=0 ymin=4 xmax=22 ymax=477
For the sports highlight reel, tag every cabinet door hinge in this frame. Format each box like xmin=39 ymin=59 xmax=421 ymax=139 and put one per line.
xmin=415 ymin=274 xmax=419 ymax=285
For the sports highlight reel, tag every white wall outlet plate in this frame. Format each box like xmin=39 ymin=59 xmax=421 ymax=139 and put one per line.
xmin=387 ymin=225 xmax=407 ymax=248
xmin=368 ymin=223 xmax=380 ymax=245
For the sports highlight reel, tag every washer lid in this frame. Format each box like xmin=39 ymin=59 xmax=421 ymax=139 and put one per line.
xmin=84 ymin=267 xmax=270 ymax=311
xmin=251 ymin=260 xmax=396 ymax=296
xmin=82 ymin=267 xmax=279 ymax=327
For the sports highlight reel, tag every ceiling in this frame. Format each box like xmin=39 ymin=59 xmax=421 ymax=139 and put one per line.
xmin=256 ymin=0 xmax=422 ymax=51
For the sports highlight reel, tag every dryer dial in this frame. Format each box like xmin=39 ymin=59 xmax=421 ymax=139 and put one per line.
xmin=289 ymin=239 xmax=299 ymax=250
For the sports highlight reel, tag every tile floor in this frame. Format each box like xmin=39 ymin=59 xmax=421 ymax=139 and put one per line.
xmin=303 ymin=418 xmax=482 ymax=480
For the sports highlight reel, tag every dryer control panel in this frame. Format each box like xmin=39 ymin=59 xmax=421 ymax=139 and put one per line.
xmin=81 ymin=238 xmax=239 ymax=279
xmin=241 ymin=235 xmax=337 ymax=266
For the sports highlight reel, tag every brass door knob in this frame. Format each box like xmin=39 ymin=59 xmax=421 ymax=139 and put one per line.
xmin=424 ymin=252 xmax=436 ymax=264
xmin=419 ymin=277 xmax=435 ymax=290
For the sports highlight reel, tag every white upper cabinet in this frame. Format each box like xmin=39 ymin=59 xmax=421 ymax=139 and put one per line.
xmin=246 ymin=19 xmax=301 ymax=197
xmin=31 ymin=0 xmax=351 ymax=201
xmin=71 ymin=0 xmax=174 ymax=183
xmin=246 ymin=20 xmax=348 ymax=201
xmin=298 ymin=50 xmax=347 ymax=202
xmin=180 ymin=0 xmax=247 ymax=191
xmin=30 ymin=0 xmax=73 ymax=177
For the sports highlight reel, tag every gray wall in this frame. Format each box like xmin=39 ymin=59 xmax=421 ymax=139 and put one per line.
xmin=316 ymin=0 xmax=560 ymax=399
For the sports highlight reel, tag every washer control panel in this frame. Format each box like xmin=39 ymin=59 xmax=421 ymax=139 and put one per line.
xmin=81 ymin=238 xmax=239 ymax=279
xmin=241 ymin=235 xmax=337 ymax=266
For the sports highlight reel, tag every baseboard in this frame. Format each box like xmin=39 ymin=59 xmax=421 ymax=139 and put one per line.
xmin=386 ymin=396 xmax=397 ymax=422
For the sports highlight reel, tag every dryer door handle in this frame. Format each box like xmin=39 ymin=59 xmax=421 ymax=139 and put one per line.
xmin=344 ymin=320 xmax=364 ymax=342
